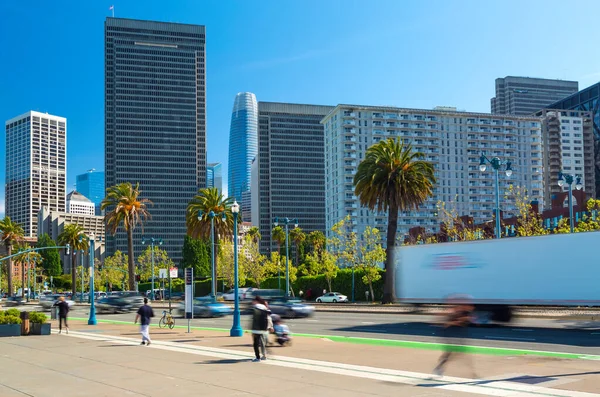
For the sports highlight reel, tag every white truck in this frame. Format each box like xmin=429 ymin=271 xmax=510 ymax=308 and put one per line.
xmin=396 ymin=232 xmax=600 ymax=323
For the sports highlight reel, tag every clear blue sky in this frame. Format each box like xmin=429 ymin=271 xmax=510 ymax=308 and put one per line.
xmin=2 ymin=0 xmax=600 ymax=218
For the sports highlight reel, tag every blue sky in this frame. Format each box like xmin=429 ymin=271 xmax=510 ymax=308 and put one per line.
xmin=2 ymin=0 xmax=600 ymax=218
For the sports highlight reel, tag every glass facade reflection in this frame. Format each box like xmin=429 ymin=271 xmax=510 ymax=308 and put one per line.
xmin=228 ymin=92 xmax=258 ymax=202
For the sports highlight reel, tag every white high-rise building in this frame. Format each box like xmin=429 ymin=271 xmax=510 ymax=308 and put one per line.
xmin=5 ymin=111 xmax=66 ymax=237
xmin=66 ymin=191 xmax=96 ymax=216
xmin=322 ymin=105 xmax=543 ymax=241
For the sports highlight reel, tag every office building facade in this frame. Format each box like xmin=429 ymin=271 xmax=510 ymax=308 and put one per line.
xmin=66 ymin=191 xmax=96 ymax=216
xmin=104 ymin=18 xmax=206 ymax=263
xmin=76 ymin=169 xmax=105 ymax=215
xmin=207 ymin=162 xmax=223 ymax=194
xmin=253 ymin=102 xmax=333 ymax=253
xmin=323 ymin=105 xmax=543 ymax=242
xmin=228 ymin=92 xmax=258 ymax=223
xmin=535 ymin=109 xmax=595 ymax=205
xmin=5 ymin=111 xmax=66 ymax=237
xmin=491 ymin=76 xmax=578 ymax=116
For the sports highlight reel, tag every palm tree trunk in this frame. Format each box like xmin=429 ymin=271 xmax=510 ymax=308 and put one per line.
xmin=382 ymin=204 xmax=399 ymax=304
xmin=6 ymin=245 xmax=13 ymax=297
xmin=213 ymin=231 xmax=219 ymax=296
xmin=71 ymin=254 xmax=76 ymax=297
xmin=127 ymin=228 xmax=135 ymax=291
xmin=21 ymin=259 xmax=25 ymax=297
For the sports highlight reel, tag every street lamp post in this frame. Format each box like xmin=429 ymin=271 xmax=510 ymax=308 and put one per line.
xmin=141 ymin=236 xmax=163 ymax=300
xmin=479 ymin=153 xmax=513 ymax=239
xmin=88 ymin=235 xmax=100 ymax=325
xmin=80 ymin=249 xmax=84 ymax=303
xmin=230 ymin=201 xmax=243 ymax=337
xmin=198 ymin=209 xmax=227 ymax=302
xmin=558 ymin=172 xmax=582 ymax=233
xmin=273 ymin=217 xmax=298 ymax=298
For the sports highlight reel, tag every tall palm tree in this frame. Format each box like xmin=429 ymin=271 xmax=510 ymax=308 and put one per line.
xmin=354 ymin=138 xmax=435 ymax=303
xmin=58 ymin=224 xmax=89 ymax=295
xmin=289 ymin=227 xmax=306 ymax=267
xmin=271 ymin=226 xmax=286 ymax=255
xmin=307 ymin=230 xmax=326 ymax=260
xmin=247 ymin=226 xmax=261 ymax=244
xmin=186 ymin=187 xmax=233 ymax=294
xmin=13 ymin=241 xmax=31 ymax=297
xmin=101 ymin=182 xmax=152 ymax=291
xmin=0 ymin=217 xmax=24 ymax=297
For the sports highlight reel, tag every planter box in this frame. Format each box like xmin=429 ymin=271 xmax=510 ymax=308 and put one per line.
xmin=0 ymin=324 xmax=22 ymax=337
xmin=30 ymin=323 xmax=51 ymax=336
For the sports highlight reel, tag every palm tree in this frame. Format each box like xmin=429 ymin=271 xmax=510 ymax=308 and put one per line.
xmin=186 ymin=187 xmax=233 ymax=294
xmin=307 ymin=230 xmax=326 ymax=260
xmin=101 ymin=182 xmax=152 ymax=291
xmin=13 ymin=241 xmax=31 ymax=297
xmin=247 ymin=226 xmax=261 ymax=244
xmin=272 ymin=226 xmax=286 ymax=255
xmin=0 ymin=217 xmax=24 ymax=297
xmin=58 ymin=224 xmax=89 ymax=295
xmin=354 ymin=138 xmax=435 ymax=303
xmin=289 ymin=227 xmax=306 ymax=267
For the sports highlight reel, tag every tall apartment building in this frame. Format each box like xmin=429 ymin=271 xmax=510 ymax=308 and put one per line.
xmin=535 ymin=109 xmax=595 ymax=205
xmin=104 ymin=18 xmax=206 ymax=263
xmin=228 ymin=92 xmax=258 ymax=223
xmin=207 ymin=162 xmax=223 ymax=194
xmin=323 ymin=105 xmax=543 ymax=241
xmin=491 ymin=76 xmax=578 ymax=116
xmin=5 ymin=111 xmax=66 ymax=237
xmin=252 ymin=102 xmax=333 ymax=253
xmin=66 ymin=191 xmax=96 ymax=216
xmin=76 ymin=169 xmax=105 ymax=215
xmin=37 ymin=207 xmax=105 ymax=273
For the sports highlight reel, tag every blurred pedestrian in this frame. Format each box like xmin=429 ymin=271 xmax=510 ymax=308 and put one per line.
xmin=135 ymin=298 xmax=154 ymax=346
xmin=250 ymin=296 xmax=271 ymax=362
xmin=433 ymin=295 xmax=475 ymax=377
xmin=53 ymin=296 xmax=70 ymax=334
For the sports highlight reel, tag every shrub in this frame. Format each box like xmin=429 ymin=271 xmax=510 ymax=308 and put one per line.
xmin=5 ymin=308 xmax=20 ymax=317
xmin=0 ymin=315 xmax=22 ymax=325
xmin=29 ymin=312 xmax=47 ymax=324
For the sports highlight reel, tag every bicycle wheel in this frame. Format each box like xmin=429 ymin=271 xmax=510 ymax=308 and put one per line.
xmin=159 ymin=317 xmax=166 ymax=329
xmin=168 ymin=317 xmax=175 ymax=329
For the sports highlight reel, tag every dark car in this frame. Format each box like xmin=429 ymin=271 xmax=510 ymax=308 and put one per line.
xmin=96 ymin=297 xmax=133 ymax=314
xmin=268 ymin=298 xmax=315 ymax=318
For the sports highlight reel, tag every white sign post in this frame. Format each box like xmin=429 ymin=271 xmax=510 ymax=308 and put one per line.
xmin=159 ymin=269 xmax=167 ymax=279
xmin=184 ymin=268 xmax=193 ymax=333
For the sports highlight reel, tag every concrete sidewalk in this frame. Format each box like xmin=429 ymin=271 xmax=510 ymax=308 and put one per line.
xmin=0 ymin=319 xmax=598 ymax=396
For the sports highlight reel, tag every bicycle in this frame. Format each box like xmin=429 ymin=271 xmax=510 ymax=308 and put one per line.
xmin=158 ymin=310 xmax=175 ymax=329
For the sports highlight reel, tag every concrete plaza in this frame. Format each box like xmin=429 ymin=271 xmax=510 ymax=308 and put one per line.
xmin=0 ymin=319 xmax=598 ymax=396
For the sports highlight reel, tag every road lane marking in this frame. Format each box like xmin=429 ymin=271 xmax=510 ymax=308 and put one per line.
xmin=361 ymin=322 xmax=376 ymax=324
xmin=512 ymin=329 xmax=534 ymax=332
xmin=59 ymin=330 xmax=600 ymax=397
xmin=485 ymin=336 xmax=536 ymax=342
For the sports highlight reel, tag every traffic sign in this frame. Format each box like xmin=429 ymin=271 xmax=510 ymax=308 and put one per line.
xmin=184 ymin=268 xmax=193 ymax=320
xmin=159 ymin=269 xmax=167 ymax=279
xmin=169 ymin=267 xmax=178 ymax=278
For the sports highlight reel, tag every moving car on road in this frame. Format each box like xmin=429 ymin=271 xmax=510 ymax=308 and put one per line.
xmin=268 ymin=298 xmax=314 ymax=318
xmin=175 ymin=298 xmax=233 ymax=318
xmin=316 ymin=292 xmax=348 ymax=303
xmin=223 ymin=288 xmax=251 ymax=301
xmin=96 ymin=296 xmax=133 ymax=314
xmin=39 ymin=295 xmax=74 ymax=311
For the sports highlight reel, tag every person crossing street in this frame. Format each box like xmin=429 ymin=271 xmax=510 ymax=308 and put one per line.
xmin=135 ymin=298 xmax=154 ymax=346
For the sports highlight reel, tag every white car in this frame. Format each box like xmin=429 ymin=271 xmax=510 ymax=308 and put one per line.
xmin=316 ymin=292 xmax=348 ymax=303
xmin=222 ymin=288 xmax=251 ymax=301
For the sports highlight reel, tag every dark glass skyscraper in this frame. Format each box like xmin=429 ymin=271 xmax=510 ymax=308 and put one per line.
xmin=104 ymin=18 xmax=206 ymax=263
xmin=228 ymin=92 xmax=258 ymax=203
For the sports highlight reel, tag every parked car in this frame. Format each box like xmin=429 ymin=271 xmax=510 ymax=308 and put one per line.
xmin=316 ymin=292 xmax=348 ymax=303
xmin=175 ymin=298 xmax=233 ymax=318
xmin=223 ymin=288 xmax=251 ymax=301
xmin=268 ymin=298 xmax=315 ymax=318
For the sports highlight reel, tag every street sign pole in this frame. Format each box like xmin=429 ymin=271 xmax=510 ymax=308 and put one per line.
xmin=184 ymin=268 xmax=193 ymax=333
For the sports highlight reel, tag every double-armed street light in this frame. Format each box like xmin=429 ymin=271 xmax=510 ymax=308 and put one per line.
xmin=141 ymin=236 xmax=163 ymax=300
xmin=230 ymin=201 xmax=243 ymax=337
xmin=558 ymin=172 xmax=582 ymax=233
xmin=273 ymin=217 xmax=298 ymax=298
xmin=479 ymin=153 xmax=513 ymax=239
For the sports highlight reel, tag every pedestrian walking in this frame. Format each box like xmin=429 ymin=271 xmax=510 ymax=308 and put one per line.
xmin=433 ymin=295 xmax=476 ymax=377
xmin=53 ymin=296 xmax=70 ymax=334
xmin=135 ymin=298 xmax=154 ymax=346
xmin=250 ymin=296 xmax=272 ymax=362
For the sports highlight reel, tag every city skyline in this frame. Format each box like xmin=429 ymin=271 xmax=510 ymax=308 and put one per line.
xmin=4 ymin=1 xmax=600 ymax=218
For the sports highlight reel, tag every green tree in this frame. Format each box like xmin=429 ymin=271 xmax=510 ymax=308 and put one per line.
xmin=271 ymin=226 xmax=286 ymax=255
xmin=506 ymin=185 xmax=548 ymax=237
xmin=436 ymin=199 xmax=485 ymax=242
xmin=321 ymin=250 xmax=339 ymax=292
xmin=0 ymin=216 xmax=24 ymax=296
xmin=359 ymin=226 xmax=386 ymax=302
xmin=217 ymin=240 xmax=246 ymax=289
xmin=181 ymin=236 xmax=210 ymax=277
xmin=247 ymin=226 xmax=261 ymax=243
xmin=102 ymin=182 xmax=152 ymax=291
xmin=36 ymin=233 xmax=62 ymax=277
xmin=354 ymin=139 xmax=435 ymax=303
xmin=102 ymin=251 xmax=129 ymax=291
xmin=137 ymin=245 xmax=175 ymax=282
xmin=13 ymin=242 xmax=42 ymax=297
xmin=289 ymin=227 xmax=306 ymax=267
xmin=307 ymin=230 xmax=326 ymax=259
xmin=241 ymin=235 xmax=269 ymax=288
xmin=58 ymin=224 xmax=89 ymax=295
xmin=186 ymin=187 xmax=233 ymax=293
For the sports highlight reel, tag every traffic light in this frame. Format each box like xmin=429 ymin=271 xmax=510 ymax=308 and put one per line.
xmin=135 ymin=275 xmax=141 ymax=282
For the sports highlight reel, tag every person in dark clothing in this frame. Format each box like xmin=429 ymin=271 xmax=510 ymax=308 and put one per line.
xmin=53 ymin=296 xmax=70 ymax=334
xmin=433 ymin=295 xmax=475 ymax=377
xmin=250 ymin=296 xmax=272 ymax=362
xmin=135 ymin=298 xmax=154 ymax=346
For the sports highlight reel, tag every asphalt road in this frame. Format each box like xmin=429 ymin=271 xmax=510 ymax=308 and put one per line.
xmin=62 ymin=307 xmax=600 ymax=356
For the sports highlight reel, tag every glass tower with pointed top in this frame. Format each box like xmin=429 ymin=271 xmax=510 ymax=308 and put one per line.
xmin=228 ymin=92 xmax=258 ymax=216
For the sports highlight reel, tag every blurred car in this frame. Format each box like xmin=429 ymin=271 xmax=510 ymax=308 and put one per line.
xmin=39 ymin=295 xmax=75 ymax=311
xmin=4 ymin=296 xmax=26 ymax=306
xmin=96 ymin=297 xmax=133 ymax=314
xmin=175 ymin=298 xmax=233 ymax=318
xmin=223 ymin=288 xmax=250 ymax=301
xmin=316 ymin=292 xmax=348 ymax=303
xmin=268 ymin=298 xmax=314 ymax=318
